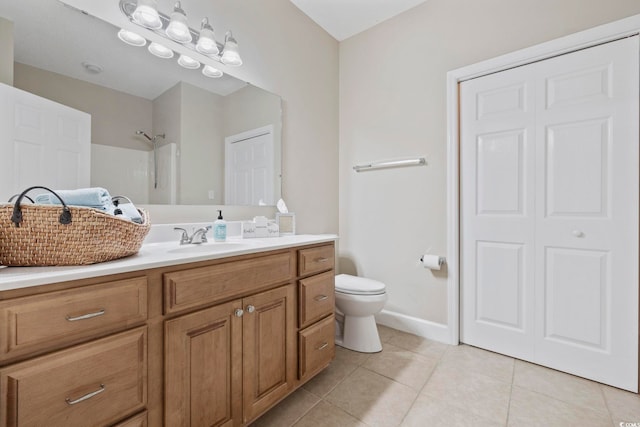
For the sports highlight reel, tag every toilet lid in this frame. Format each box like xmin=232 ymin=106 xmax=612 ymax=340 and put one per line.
xmin=335 ymin=274 xmax=386 ymax=295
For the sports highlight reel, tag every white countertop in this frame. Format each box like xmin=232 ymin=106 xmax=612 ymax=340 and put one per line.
xmin=0 ymin=234 xmax=337 ymax=293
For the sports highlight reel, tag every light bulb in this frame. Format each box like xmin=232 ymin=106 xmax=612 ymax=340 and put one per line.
xmin=166 ymin=2 xmax=192 ymax=43
xmin=196 ymin=18 xmax=219 ymax=56
xmin=221 ymin=31 xmax=242 ymax=66
xmin=148 ymin=42 xmax=174 ymax=59
xmin=202 ymin=65 xmax=223 ymax=78
xmin=132 ymin=0 xmax=162 ymax=29
xmin=117 ymin=29 xmax=146 ymax=47
xmin=177 ymin=54 xmax=200 ymax=69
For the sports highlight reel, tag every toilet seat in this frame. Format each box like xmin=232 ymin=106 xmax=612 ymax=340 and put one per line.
xmin=335 ymin=274 xmax=386 ymax=296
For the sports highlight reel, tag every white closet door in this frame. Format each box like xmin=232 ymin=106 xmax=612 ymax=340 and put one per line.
xmin=460 ymin=36 xmax=639 ymax=391
xmin=0 ymin=83 xmax=91 ymax=201
xmin=460 ymin=64 xmax=537 ymax=360
xmin=225 ymin=127 xmax=274 ymax=206
xmin=533 ymin=37 xmax=639 ymax=391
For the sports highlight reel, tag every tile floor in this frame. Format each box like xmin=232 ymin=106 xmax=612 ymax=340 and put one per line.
xmin=250 ymin=324 xmax=640 ymax=427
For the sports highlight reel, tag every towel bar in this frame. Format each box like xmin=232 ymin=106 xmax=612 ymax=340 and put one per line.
xmin=353 ymin=157 xmax=426 ymax=172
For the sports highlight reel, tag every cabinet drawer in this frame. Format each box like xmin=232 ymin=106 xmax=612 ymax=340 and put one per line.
xmin=113 ymin=411 xmax=147 ymax=427
xmin=298 ymin=244 xmax=334 ymax=276
xmin=164 ymin=252 xmax=294 ymax=314
xmin=0 ymin=277 xmax=147 ymax=362
xmin=298 ymin=315 xmax=335 ymax=381
xmin=299 ymin=271 xmax=335 ymax=328
xmin=0 ymin=327 xmax=147 ymax=427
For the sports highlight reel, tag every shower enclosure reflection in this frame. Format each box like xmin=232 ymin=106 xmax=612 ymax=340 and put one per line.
xmin=135 ymin=130 xmax=165 ymax=189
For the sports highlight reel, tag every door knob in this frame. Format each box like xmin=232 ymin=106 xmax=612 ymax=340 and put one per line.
xmin=234 ymin=308 xmax=244 ymax=317
xmin=572 ymin=230 xmax=585 ymax=238
xmin=246 ymin=305 xmax=255 ymax=313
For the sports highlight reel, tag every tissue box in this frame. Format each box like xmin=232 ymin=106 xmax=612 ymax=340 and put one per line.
xmin=241 ymin=221 xmax=257 ymax=238
xmin=241 ymin=218 xmax=279 ymax=238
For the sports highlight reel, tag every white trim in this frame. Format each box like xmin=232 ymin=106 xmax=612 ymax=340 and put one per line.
xmin=446 ymin=14 xmax=640 ymax=346
xmin=375 ymin=309 xmax=450 ymax=344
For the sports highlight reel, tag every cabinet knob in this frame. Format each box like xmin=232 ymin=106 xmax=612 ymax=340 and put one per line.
xmin=572 ymin=230 xmax=585 ymax=238
xmin=234 ymin=308 xmax=244 ymax=317
xmin=246 ymin=305 xmax=255 ymax=313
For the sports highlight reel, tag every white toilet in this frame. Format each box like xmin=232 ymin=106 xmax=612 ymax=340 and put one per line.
xmin=334 ymin=274 xmax=387 ymax=353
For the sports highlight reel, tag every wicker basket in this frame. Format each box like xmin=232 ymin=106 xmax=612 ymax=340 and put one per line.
xmin=0 ymin=186 xmax=150 ymax=266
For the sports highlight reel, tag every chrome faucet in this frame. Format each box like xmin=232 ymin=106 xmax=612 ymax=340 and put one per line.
xmin=173 ymin=226 xmax=212 ymax=245
xmin=190 ymin=226 xmax=212 ymax=244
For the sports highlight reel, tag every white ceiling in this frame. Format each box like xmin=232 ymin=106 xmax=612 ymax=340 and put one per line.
xmin=289 ymin=0 xmax=429 ymax=41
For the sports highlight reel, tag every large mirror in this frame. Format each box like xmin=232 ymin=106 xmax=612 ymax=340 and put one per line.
xmin=0 ymin=0 xmax=282 ymax=206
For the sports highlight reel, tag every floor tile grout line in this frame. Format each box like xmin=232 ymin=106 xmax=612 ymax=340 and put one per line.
xmin=598 ymin=384 xmax=617 ymax=427
xmin=288 ymin=398 xmax=322 ymax=427
xmin=504 ymin=357 xmax=516 ymax=427
xmin=512 ymin=360 xmax=616 ymax=417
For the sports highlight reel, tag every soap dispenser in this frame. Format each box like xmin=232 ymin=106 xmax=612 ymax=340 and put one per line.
xmin=214 ymin=210 xmax=227 ymax=242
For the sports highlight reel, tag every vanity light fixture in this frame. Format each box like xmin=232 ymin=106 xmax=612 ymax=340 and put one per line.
xmin=132 ymin=0 xmax=162 ymax=29
xmin=202 ymin=64 xmax=223 ymax=78
xmin=177 ymin=54 xmax=200 ymax=69
xmin=117 ymin=28 xmax=147 ymax=47
xmin=196 ymin=18 xmax=219 ymax=56
xmin=165 ymin=2 xmax=191 ymax=43
xmin=220 ymin=31 xmax=242 ymax=66
xmin=148 ymin=41 xmax=174 ymax=58
xmin=118 ymin=0 xmax=243 ymax=77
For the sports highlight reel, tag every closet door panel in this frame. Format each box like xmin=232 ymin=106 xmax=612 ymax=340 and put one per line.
xmin=534 ymin=36 xmax=639 ymax=392
xmin=460 ymin=65 xmax=537 ymax=360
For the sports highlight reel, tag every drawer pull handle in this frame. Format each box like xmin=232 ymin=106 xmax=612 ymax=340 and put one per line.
xmin=65 ymin=309 xmax=106 ymax=322
xmin=314 ymin=295 xmax=329 ymax=302
xmin=314 ymin=257 xmax=329 ymax=263
xmin=65 ymin=384 xmax=105 ymax=405
xmin=317 ymin=342 xmax=329 ymax=350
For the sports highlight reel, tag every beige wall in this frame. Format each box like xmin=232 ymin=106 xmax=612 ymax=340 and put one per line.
xmin=14 ymin=63 xmax=153 ymax=151
xmin=339 ymin=1 xmax=640 ymax=326
xmin=180 ymin=82 xmax=225 ymax=205
xmin=0 ymin=17 xmax=13 ymax=85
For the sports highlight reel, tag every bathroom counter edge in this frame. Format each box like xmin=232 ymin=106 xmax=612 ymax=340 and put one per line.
xmin=0 ymin=234 xmax=338 ymax=292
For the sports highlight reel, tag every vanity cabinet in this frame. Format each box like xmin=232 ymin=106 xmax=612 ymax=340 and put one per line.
xmin=0 ymin=240 xmax=335 ymax=427
xmin=165 ymin=299 xmax=243 ymax=426
xmin=242 ymin=285 xmax=296 ymax=423
xmin=0 ymin=276 xmax=147 ymax=365
xmin=164 ymin=274 xmax=297 ymax=425
xmin=113 ymin=412 xmax=148 ymax=427
xmin=296 ymin=247 xmax=336 ymax=383
xmin=0 ymin=327 xmax=147 ymax=427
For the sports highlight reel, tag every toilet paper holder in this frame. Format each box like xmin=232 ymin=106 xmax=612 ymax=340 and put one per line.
xmin=419 ymin=255 xmax=446 ymax=270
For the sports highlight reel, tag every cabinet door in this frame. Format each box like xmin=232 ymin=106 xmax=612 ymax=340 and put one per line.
xmin=242 ymin=285 xmax=296 ymax=424
xmin=165 ymin=300 xmax=242 ymax=427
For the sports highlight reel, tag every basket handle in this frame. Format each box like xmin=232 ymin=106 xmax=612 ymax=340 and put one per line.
xmin=11 ymin=186 xmax=72 ymax=227
xmin=7 ymin=194 xmax=35 ymax=203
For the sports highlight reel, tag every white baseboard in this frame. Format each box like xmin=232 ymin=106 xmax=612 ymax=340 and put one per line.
xmin=375 ymin=309 xmax=457 ymax=345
